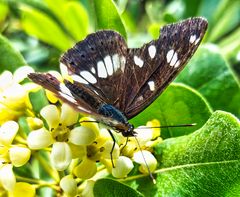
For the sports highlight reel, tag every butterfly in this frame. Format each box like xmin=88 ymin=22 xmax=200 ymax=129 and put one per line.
xmin=29 ymin=17 xmax=208 ymax=137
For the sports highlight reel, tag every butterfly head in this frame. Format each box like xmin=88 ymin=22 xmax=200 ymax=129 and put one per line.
xmin=121 ymin=123 xmax=136 ymax=137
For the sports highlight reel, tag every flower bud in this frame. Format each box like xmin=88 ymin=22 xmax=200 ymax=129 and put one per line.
xmin=60 ymin=175 xmax=77 ymax=196
xmin=9 ymin=147 xmax=31 ymax=167
xmin=51 ymin=142 xmax=72 ymax=171
xmin=112 ymin=156 xmax=134 ymax=178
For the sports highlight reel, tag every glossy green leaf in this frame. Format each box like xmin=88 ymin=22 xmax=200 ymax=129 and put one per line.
xmin=175 ymin=44 xmax=240 ymax=118
xmin=130 ymin=83 xmax=212 ymax=138
xmin=21 ymin=7 xmax=73 ymax=51
xmin=94 ymin=178 xmax=143 ymax=197
xmin=150 ymin=111 xmax=240 ymax=196
xmin=0 ymin=34 xmax=26 ymax=72
xmin=93 ymin=0 xmax=127 ymax=39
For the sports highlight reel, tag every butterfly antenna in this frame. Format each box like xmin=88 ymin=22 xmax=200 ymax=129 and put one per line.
xmin=134 ymin=136 xmax=156 ymax=184
xmin=135 ymin=123 xmax=196 ymax=130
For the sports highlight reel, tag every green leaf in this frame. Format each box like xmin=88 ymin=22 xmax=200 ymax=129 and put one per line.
xmin=21 ymin=7 xmax=73 ymax=51
xmin=175 ymin=44 xmax=240 ymax=118
xmin=93 ymin=0 xmax=127 ymax=39
xmin=62 ymin=1 xmax=89 ymax=41
xmin=0 ymin=1 xmax=8 ymax=23
xmin=130 ymin=83 xmax=212 ymax=138
xmin=0 ymin=34 xmax=26 ymax=72
xmin=29 ymin=89 xmax=49 ymax=114
xmin=151 ymin=111 xmax=240 ymax=196
xmin=94 ymin=178 xmax=143 ymax=197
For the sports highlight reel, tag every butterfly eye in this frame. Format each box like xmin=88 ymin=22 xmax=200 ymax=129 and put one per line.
xmin=81 ymin=54 xmax=85 ymax=58
xmin=90 ymin=47 xmax=95 ymax=51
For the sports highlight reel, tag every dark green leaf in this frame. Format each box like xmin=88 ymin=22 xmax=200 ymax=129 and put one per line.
xmin=0 ymin=34 xmax=26 ymax=72
xmin=152 ymin=111 xmax=240 ymax=196
xmin=29 ymin=89 xmax=49 ymax=114
xmin=93 ymin=0 xmax=127 ymax=39
xmin=94 ymin=178 xmax=143 ymax=197
xmin=130 ymin=83 xmax=212 ymax=138
xmin=175 ymin=44 xmax=240 ymax=118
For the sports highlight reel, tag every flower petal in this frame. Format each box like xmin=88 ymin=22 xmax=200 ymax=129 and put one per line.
xmin=0 ymin=71 xmax=13 ymax=91
xmin=60 ymin=175 xmax=77 ymax=196
xmin=9 ymin=147 xmax=31 ymax=167
xmin=73 ymin=158 xmax=97 ymax=179
xmin=40 ymin=105 xmax=60 ymax=129
xmin=0 ymin=164 xmax=16 ymax=191
xmin=60 ymin=103 xmax=79 ymax=126
xmin=10 ymin=182 xmax=36 ymax=197
xmin=82 ymin=180 xmax=95 ymax=197
xmin=13 ymin=66 xmax=34 ymax=83
xmin=51 ymin=142 xmax=72 ymax=171
xmin=68 ymin=143 xmax=86 ymax=159
xmin=79 ymin=117 xmax=100 ymax=136
xmin=68 ymin=126 xmax=97 ymax=145
xmin=112 ymin=156 xmax=134 ymax=178
xmin=0 ymin=121 xmax=19 ymax=146
xmin=133 ymin=150 xmax=157 ymax=173
xmin=101 ymin=141 xmax=120 ymax=160
xmin=27 ymin=128 xmax=54 ymax=149
xmin=135 ymin=126 xmax=153 ymax=146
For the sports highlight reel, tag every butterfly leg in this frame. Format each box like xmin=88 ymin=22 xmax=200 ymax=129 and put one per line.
xmin=120 ymin=137 xmax=129 ymax=154
xmin=107 ymin=129 xmax=116 ymax=168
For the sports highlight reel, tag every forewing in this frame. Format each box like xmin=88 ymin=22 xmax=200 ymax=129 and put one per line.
xmin=60 ymin=30 xmax=128 ymax=107
xmin=121 ymin=17 xmax=208 ymax=119
xmin=28 ymin=73 xmax=100 ymax=115
xmin=28 ymin=73 xmax=127 ymax=128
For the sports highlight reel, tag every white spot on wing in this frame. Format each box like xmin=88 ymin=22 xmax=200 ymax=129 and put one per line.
xmin=60 ymin=83 xmax=73 ymax=96
xmin=80 ymin=71 xmax=97 ymax=84
xmin=97 ymin=60 xmax=107 ymax=78
xmin=104 ymin=55 xmax=113 ymax=75
xmin=148 ymin=45 xmax=156 ymax=59
xmin=71 ymin=74 xmax=88 ymax=84
xmin=170 ymin=52 xmax=178 ymax=67
xmin=112 ymin=54 xmax=120 ymax=71
xmin=120 ymin=56 xmax=126 ymax=72
xmin=175 ymin=60 xmax=180 ymax=68
xmin=91 ymin=67 xmax=96 ymax=74
xmin=166 ymin=49 xmax=174 ymax=63
xmin=59 ymin=92 xmax=76 ymax=103
xmin=134 ymin=56 xmax=144 ymax=68
xmin=148 ymin=81 xmax=155 ymax=91
xmin=194 ymin=37 xmax=200 ymax=45
xmin=189 ymin=35 xmax=196 ymax=43
xmin=60 ymin=63 xmax=68 ymax=76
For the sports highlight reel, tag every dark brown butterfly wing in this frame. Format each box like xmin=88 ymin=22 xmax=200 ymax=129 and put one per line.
xmin=120 ymin=17 xmax=208 ymax=119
